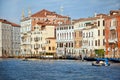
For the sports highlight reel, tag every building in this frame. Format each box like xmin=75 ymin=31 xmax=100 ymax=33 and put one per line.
xmin=30 ymin=23 xmax=56 ymax=58
xmin=20 ymin=9 xmax=70 ymax=57
xmin=56 ymin=24 xmax=74 ymax=58
xmin=74 ymin=18 xmax=86 ymax=59
xmin=45 ymin=37 xmax=57 ymax=58
xmin=12 ymin=23 xmax=21 ymax=57
xmin=105 ymin=10 xmax=120 ymax=58
xmin=0 ymin=19 xmax=20 ymax=57
xmin=73 ymin=14 xmax=107 ymax=58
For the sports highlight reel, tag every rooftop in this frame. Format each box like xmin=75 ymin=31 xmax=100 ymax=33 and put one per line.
xmin=0 ymin=19 xmax=20 ymax=27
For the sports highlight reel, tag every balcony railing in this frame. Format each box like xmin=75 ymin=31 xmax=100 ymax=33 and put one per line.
xmin=22 ymin=42 xmax=30 ymax=45
xmin=110 ymin=26 xmax=116 ymax=30
xmin=108 ymin=39 xmax=114 ymax=43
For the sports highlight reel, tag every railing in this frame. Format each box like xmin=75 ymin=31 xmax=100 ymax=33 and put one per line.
xmin=110 ymin=26 xmax=116 ymax=30
xmin=108 ymin=39 xmax=115 ymax=43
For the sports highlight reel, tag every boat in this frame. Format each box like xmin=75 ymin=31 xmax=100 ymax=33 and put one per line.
xmin=109 ymin=58 xmax=120 ymax=63
xmin=22 ymin=58 xmax=28 ymax=61
xmin=92 ymin=58 xmax=110 ymax=66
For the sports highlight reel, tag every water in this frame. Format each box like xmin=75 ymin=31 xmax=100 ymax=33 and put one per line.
xmin=0 ymin=59 xmax=120 ymax=80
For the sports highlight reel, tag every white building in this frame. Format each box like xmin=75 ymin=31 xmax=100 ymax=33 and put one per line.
xmin=82 ymin=15 xmax=106 ymax=57
xmin=20 ymin=18 xmax=32 ymax=57
xmin=12 ymin=26 xmax=21 ymax=57
xmin=56 ymin=24 xmax=74 ymax=57
xmin=0 ymin=19 xmax=20 ymax=57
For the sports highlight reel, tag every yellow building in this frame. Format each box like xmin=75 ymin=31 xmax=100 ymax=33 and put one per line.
xmin=45 ymin=37 xmax=57 ymax=58
xmin=30 ymin=23 xmax=56 ymax=58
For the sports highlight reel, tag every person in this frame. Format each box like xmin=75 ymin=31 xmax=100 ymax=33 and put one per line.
xmin=96 ymin=60 xmax=100 ymax=64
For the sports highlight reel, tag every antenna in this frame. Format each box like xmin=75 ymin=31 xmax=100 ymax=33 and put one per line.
xmin=60 ymin=5 xmax=64 ymax=15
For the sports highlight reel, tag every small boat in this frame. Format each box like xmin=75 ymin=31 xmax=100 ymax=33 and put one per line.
xmin=22 ymin=58 xmax=28 ymax=61
xmin=92 ymin=58 xmax=110 ymax=66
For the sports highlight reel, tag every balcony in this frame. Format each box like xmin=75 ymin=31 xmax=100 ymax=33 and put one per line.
xmin=108 ymin=38 xmax=118 ymax=43
xmin=108 ymin=39 xmax=115 ymax=43
xmin=34 ymin=37 xmax=39 ymax=42
xmin=110 ymin=26 xmax=116 ymax=30
xmin=22 ymin=42 xmax=30 ymax=45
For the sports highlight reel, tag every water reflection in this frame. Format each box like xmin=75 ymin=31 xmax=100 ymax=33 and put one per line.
xmin=0 ymin=59 xmax=120 ymax=80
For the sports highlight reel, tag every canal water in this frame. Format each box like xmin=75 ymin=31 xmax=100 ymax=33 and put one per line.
xmin=0 ymin=59 xmax=120 ymax=80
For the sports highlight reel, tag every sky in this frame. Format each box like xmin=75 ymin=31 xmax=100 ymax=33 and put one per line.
xmin=0 ymin=0 xmax=120 ymax=24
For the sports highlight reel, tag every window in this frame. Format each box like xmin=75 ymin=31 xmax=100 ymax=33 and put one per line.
xmin=72 ymin=26 xmax=74 ymax=29
xmin=69 ymin=26 xmax=71 ymax=29
xmin=98 ymin=39 xmax=100 ymax=46
xmin=89 ymin=41 xmax=90 ymax=46
xmin=92 ymin=41 xmax=93 ymax=46
xmin=98 ymin=21 xmax=100 ymax=26
xmin=69 ymin=33 xmax=71 ymax=39
xmin=49 ymin=47 xmax=51 ymax=50
xmin=98 ymin=30 xmax=100 ymax=36
xmin=71 ymin=43 xmax=73 ymax=47
xmin=95 ymin=40 xmax=97 ymax=46
xmin=103 ymin=20 xmax=105 ymax=26
xmin=103 ymin=29 xmax=105 ymax=36
xmin=69 ymin=43 xmax=71 ymax=47
xmin=52 ymin=47 xmax=55 ymax=50
xmin=92 ymin=32 xmax=93 ymax=37
xmin=66 ymin=43 xmax=68 ymax=47
xmin=89 ymin=32 xmax=90 ymax=37
xmin=86 ymin=33 xmax=88 ymax=38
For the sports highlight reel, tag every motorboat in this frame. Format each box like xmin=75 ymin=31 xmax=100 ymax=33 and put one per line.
xmin=92 ymin=58 xmax=110 ymax=66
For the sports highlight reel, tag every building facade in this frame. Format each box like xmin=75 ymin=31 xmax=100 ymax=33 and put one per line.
xmin=30 ymin=24 xmax=56 ymax=58
xmin=0 ymin=19 xmax=20 ymax=57
xmin=12 ymin=24 xmax=21 ymax=57
xmin=82 ymin=17 xmax=106 ymax=57
xmin=20 ymin=9 xmax=70 ymax=57
xmin=105 ymin=10 xmax=120 ymax=58
xmin=45 ymin=37 xmax=57 ymax=58
xmin=56 ymin=24 xmax=74 ymax=57
xmin=74 ymin=19 xmax=85 ymax=59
